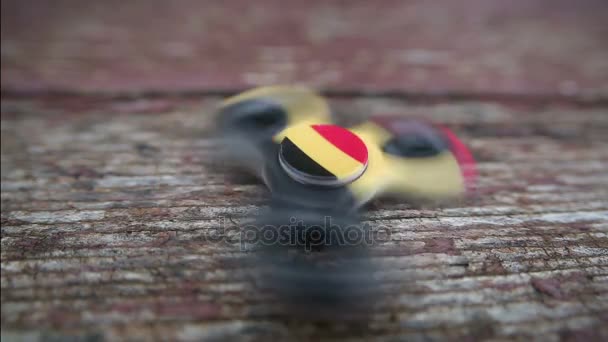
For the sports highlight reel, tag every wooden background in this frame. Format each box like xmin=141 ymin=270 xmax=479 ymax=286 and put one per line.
xmin=2 ymin=0 xmax=607 ymax=341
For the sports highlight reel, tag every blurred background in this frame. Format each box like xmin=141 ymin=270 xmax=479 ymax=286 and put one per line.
xmin=2 ymin=0 xmax=607 ymax=98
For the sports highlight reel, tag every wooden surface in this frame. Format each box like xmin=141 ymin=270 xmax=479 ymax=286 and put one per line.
xmin=2 ymin=96 xmax=607 ymax=341
xmin=2 ymin=1 xmax=608 ymax=341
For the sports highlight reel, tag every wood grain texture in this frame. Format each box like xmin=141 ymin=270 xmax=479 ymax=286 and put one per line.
xmin=1 ymin=96 xmax=607 ymax=341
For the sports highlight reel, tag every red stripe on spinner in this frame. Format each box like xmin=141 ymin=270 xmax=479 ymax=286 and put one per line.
xmin=311 ymin=124 xmax=368 ymax=164
xmin=439 ymin=126 xmax=477 ymax=193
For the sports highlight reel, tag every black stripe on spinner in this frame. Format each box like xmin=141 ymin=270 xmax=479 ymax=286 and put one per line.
xmin=279 ymin=138 xmax=337 ymax=180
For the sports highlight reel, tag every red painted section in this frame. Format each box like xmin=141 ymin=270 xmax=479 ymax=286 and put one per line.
xmin=312 ymin=124 xmax=369 ymax=164
xmin=439 ymin=126 xmax=478 ymax=194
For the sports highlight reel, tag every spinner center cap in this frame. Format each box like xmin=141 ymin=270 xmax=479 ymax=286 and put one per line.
xmin=279 ymin=124 xmax=368 ymax=187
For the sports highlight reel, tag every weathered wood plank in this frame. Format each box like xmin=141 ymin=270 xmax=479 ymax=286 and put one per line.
xmin=1 ymin=97 xmax=607 ymax=341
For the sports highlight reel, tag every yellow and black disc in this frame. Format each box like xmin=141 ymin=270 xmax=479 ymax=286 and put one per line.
xmin=278 ymin=124 xmax=369 ymax=187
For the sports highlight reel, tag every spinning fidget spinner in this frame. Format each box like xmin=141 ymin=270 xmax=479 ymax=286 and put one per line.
xmin=217 ymin=86 xmax=476 ymax=315
xmin=217 ymin=85 xmax=476 ymax=211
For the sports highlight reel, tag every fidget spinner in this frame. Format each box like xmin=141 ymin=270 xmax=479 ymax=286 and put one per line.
xmin=216 ymin=85 xmax=476 ymax=212
xmin=216 ymin=85 xmax=476 ymax=317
